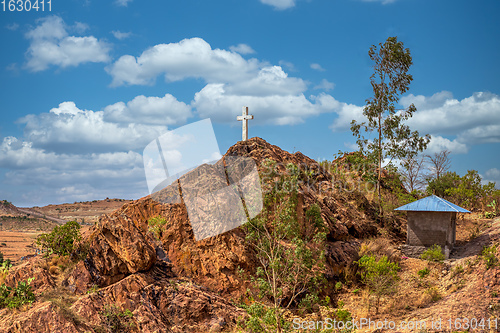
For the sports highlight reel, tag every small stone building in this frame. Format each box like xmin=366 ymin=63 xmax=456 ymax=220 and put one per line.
xmin=395 ymin=195 xmax=470 ymax=252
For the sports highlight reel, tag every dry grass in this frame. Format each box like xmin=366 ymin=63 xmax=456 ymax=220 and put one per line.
xmin=358 ymin=237 xmax=400 ymax=263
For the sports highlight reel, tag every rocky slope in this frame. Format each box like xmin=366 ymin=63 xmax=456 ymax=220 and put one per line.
xmin=0 ymin=138 xmax=395 ymax=332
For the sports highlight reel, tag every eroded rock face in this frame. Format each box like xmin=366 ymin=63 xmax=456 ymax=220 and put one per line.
xmin=77 ymin=137 xmax=382 ymax=294
xmin=4 ymin=257 xmax=55 ymax=294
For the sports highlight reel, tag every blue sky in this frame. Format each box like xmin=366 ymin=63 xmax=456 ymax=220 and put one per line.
xmin=0 ymin=0 xmax=499 ymax=206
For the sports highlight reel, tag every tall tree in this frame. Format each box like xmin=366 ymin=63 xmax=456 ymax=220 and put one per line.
xmin=426 ymin=150 xmax=451 ymax=180
xmin=351 ymin=36 xmax=430 ymax=213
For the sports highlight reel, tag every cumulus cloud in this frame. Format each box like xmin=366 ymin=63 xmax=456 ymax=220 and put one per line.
xmin=331 ymin=90 xmax=500 ymax=154
xmin=259 ymin=0 xmax=296 ymax=10
xmin=107 ymin=37 xmax=261 ymax=86
xmin=193 ymin=84 xmax=338 ymax=125
xmin=112 ymin=30 xmax=132 ymax=40
xmin=425 ymin=135 xmax=468 ymax=154
xmin=25 ymin=16 xmax=111 ymax=72
xmin=0 ymin=94 xmax=196 ymax=205
xmin=104 ymin=94 xmax=192 ymax=125
xmin=484 ymin=168 xmax=500 ymax=185
xmin=229 ymin=43 xmax=255 ymax=54
xmin=402 ymin=91 xmax=500 ymax=145
xmin=17 ymin=99 xmax=187 ymax=154
xmin=310 ymin=63 xmax=326 ymax=71
xmin=314 ymin=79 xmax=335 ymax=91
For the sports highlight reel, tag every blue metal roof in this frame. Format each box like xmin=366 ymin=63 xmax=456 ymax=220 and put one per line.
xmin=394 ymin=195 xmax=470 ymax=213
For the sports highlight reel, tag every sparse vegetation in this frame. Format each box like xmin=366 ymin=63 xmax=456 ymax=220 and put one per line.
xmin=482 ymin=245 xmax=498 ymax=269
xmin=36 ymin=220 xmax=81 ymax=256
xmin=147 ymin=216 xmax=168 ymax=239
xmin=100 ymin=305 xmax=135 ymax=332
xmin=357 ymin=254 xmax=400 ymax=313
xmin=243 ymin=160 xmax=327 ymax=332
xmin=420 ymin=245 xmax=445 ymax=262
xmin=417 ymin=267 xmax=430 ymax=278
xmin=0 ymin=278 xmax=35 ymax=309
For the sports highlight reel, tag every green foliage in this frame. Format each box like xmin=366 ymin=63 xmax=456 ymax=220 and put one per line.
xmin=0 ymin=278 xmax=36 ymax=309
xmin=420 ymin=245 xmax=445 ymax=262
xmin=350 ymin=36 xmax=430 ymax=210
xmin=417 ymin=267 xmax=430 ymax=278
xmin=335 ymin=301 xmax=353 ymax=325
xmin=0 ymin=251 xmax=3 ymax=264
xmin=242 ymin=302 xmax=290 ymax=333
xmin=335 ymin=281 xmax=343 ymax=291
xmin=445 ymin=170 xmax=495 ymax=209
xmin=243 ymin=160 xmax=326 ymax=332
xmin=0 ymin=259 xmax=12 ymax=275
xmin=100 ymin=305 xmax=135 ymax=332
xmin=36 ymin=221 xmax=81 ymax=257
xmin=357 ymin=254 xmax=399 ymax=313
xmin=482 ymin=245 xmax=498 ymax=269
xmin=147 ymin=216 xmax=168 ymax=239
xmin=1 ymin=200 xmax=11 ymax=206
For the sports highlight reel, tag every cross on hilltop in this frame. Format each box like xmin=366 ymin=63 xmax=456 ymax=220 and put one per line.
xmin=237 ymin=106 xmax=253 ymax=141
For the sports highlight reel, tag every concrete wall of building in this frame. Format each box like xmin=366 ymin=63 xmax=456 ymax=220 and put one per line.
xmin=407 ymin=211 xmax=454 ymax=247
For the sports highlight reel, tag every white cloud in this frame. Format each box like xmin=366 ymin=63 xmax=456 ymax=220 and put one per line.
xmin=73 ymin=22 xmax=89 ymax=34
xmin=229 ymin=43 xmax=255 ymax=54
xmin=425 ymin=135 xmax=468 ymax=154
xmin=6 ymin=23 xmax=19 ymax=31
xmin=314 ymin=79 xmax=335 ymax=91
xmin=25 ymin=16 xmax=110 ymax=72
xmin=193 ymin=84 xmax=338 ymax=125
xmin=260 ymin=0 xmax=296 ymax=10
xmin=402 ymin=91 xmax=500 ymax=145
xmin=329 ymin=103 xmax=365 ymax=131
xmin=18 ymin=101 xmax=173 ymax=153
xmin=310 ymin=63 xmax=326 ymax=71
xmin=484 ymin=168 xmax=500 ymax=185
xmin=107 ymin=37 xmax=262 ymax=86
xmin=104 ymin=94 xmax=192 ymax=125
xmin=115 ymin=0 xmax=132 ymax=6
xmin=112 ymin=30 xmax=132 ymax=40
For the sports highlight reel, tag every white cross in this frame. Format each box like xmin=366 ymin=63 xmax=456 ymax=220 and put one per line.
xmin=237 ymin=106 xmax=254 ymax=141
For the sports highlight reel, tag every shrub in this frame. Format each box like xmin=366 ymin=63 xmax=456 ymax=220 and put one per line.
xmin=482 ymin=245 xmax=498 ymax=269
xmin=0 ymin=278 xmax=35 ymax=309
xmin=357 ymin=254 xmax=400 ymax=313
xmin=420 ymin=245 xmax=445 ymax=262
xmin=417 ymin=267 xmax=430 ymax=278
xmin=0 ymin=251 xmax=3 ymax=264
xmin=100 ymin=305 xmax=135 ymax=331
xmin=36 ymin=221 xmax=81 ymax=256
xmin=147 ymin=216 xmax=168 ymax=239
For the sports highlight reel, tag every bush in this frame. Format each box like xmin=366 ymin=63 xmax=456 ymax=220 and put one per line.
xmin=417 ymin=267 xmax=430 ymax=278
xmin=0 ymin=278 xmax=36 ymax=309
xmin=420 ymin=245 xmax=445 ymax=262
xmin=147 ymin=216 xmax=168 ymax=239
xmin=357 ymin=254 xmax=399 ymax=313
xmin=100 ymin=305 xmax=135 ymax=331
xmin=482 ymin=245 xmax=498 ymax=269
xmin=36 ymin=221 xmax=81 ymax=256
xmin=0 ymin=251 xmax=3 ymax=264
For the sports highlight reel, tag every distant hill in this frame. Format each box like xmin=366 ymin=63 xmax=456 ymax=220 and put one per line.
xmin=0 ymin=198 xmax=131 ymax=232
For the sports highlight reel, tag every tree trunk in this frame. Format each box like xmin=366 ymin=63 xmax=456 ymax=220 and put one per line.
xmin=378 ymin=113 xmax=383 ymax=217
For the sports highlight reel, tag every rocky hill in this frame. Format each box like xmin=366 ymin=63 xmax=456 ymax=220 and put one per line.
xmin=0 ymin=138 xmax=497 ymax=332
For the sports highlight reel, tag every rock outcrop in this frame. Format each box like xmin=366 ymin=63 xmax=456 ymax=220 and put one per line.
xmin=0 ymin=137 xmax=387 ymax=332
